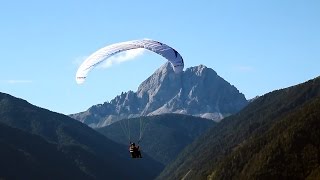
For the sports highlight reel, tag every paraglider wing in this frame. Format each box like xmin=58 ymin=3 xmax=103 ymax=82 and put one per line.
xmin=76 ymin=39 xmax=184 ymax=84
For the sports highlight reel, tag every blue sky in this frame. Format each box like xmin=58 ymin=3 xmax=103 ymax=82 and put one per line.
xmin=1 ymin=0 xmax=319 ymax=114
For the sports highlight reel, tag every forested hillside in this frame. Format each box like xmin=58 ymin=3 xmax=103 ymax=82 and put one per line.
xmin=157 ymin=77 xmax=320 ymax=180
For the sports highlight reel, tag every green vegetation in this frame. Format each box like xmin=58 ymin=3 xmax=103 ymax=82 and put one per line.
xmin=0 ymin=122 xmax=90 ymax=180
xmin=158 ymin=77 xmax=320 ymax=180
xmin=0 ymin=93 xmax=163 ymax=180
xmin=211 ymin=97 xmax=320 ymax=180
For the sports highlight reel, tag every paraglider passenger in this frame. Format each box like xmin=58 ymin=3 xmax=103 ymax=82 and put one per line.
xmin=129 ymin=143 xmax=136 ymax=158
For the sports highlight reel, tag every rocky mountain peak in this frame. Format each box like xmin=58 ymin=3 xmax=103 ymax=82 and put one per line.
xmin=187 ymin=64 xmax=209 ymax=76
xmin=137 ymin=63 xmax=179 ymax=94
xmin=70 ymin=63 xmax=248 ymax=128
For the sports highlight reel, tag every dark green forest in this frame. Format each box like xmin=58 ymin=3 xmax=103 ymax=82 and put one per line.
xmin=0 ymin=122 xmax=90 ymax=180
xmin=158 ymin=77 xmax=320 ymax=180
xmin=210 ymin=96 xmax=320 ymax=180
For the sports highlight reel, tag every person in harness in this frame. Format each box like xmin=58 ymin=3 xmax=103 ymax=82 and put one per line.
xmin=129 ymin=142 xmax=142 ymax=158
xmin=129 ymin=142 xmax=136 ymax=158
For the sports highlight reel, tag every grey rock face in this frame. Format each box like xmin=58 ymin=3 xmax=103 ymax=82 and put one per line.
xmin=70 ymin=63 xmax=248 ymax=127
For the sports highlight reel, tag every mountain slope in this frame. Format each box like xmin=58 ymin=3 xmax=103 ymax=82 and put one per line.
xmin=96 ymin=114 xmax=215 ymax=165
xmin=157 ymin=76 xmax=320 ymax=180
xmin=0 ymin=92 xmax=163 ymax=180
xmin=211 ymin=96 xmax=320 ymax=180
xmin=0 ymin=122 xmax=90 ymax=180
xmin=71 ymin=63 xmax=247 ymax=127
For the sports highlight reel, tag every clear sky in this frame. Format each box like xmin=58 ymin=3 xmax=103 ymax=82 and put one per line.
xmin=1 ymin=0 xmax=319 ymax=115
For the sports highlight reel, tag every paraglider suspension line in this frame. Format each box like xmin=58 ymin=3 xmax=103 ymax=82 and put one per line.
xmin=119 ymin=119 xmax=131 ymax=141
xmin=139 ymin=117 xmax=148 ymax=142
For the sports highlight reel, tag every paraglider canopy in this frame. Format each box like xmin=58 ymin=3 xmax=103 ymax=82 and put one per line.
xmin=76 ymin=39 xmax=184 ymax=84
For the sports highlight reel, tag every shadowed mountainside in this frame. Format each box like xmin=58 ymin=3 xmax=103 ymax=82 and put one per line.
xmin=96 ymin=114 xmax=215 ymax=165
xmin=0 ymin=122 xmax=90 ymax=180
xmin=0 ymin=92 xmax=163 ymax=180
xmin=157 ymin=76 xmax=320 ymax=180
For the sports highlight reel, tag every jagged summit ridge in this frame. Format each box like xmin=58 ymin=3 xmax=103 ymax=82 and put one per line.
xmin=70 ymin=63 xmax=248 ymax=127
